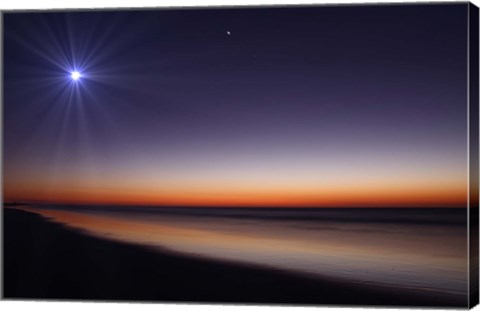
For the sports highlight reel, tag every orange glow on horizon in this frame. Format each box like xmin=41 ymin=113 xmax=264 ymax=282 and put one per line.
xmin=4 ymin=179 xmax=467 ymax=207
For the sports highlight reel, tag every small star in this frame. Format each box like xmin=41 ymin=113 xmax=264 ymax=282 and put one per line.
xmin=226 ymin=31 xmax=231 ymax=36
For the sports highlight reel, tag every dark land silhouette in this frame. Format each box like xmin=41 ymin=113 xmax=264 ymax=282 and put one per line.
xmin=3 ymin=208 xmax=466 ymax=307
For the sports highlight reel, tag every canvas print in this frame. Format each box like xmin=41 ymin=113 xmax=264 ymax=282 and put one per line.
xmin=2 ymin=2 xmax=479 ymax=308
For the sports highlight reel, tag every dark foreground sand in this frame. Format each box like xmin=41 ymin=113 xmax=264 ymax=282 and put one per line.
xmin=3 ymin=208 xmax=466 ymax=307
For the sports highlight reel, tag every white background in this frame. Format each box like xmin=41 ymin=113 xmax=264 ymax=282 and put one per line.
xmin=0 ymin=0 xmax=478 ymax=311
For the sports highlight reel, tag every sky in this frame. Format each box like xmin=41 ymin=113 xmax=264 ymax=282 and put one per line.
xmin=3 ymin=3 xmax=470 ymax=207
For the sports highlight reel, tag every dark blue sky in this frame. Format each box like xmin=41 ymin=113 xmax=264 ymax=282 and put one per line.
xmin=3 ymin=4 xmax=470 ymax=206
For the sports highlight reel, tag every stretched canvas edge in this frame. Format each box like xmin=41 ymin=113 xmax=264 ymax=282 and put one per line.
xmin=468 ymin=1 xmax=479 ymax=309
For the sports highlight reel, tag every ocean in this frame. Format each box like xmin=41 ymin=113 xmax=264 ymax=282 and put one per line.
xmin=18 ymin=205 xmax=468 ymax=298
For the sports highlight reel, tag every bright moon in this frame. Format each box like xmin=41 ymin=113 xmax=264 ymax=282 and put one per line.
xmin=71 ymin=71 xmax=81 ymax=81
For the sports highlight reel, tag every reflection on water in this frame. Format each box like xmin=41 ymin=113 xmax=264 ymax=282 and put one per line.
xmin=18 ymin=206 xmax=467 ymax=296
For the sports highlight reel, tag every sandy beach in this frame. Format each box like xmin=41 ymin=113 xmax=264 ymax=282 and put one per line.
xmin=3 ymin=208 xmax=466 ymax=307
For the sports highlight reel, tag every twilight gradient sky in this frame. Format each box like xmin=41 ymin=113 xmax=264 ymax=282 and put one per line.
xmin=3 ymin=4 xmax=469 ymax=207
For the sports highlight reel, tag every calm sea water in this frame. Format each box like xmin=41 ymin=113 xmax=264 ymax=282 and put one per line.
xmin=19 ymin=205 xmax=468 ymax=297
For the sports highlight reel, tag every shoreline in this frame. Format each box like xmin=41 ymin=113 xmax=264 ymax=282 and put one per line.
xmin=3 ymin=208 xmax=467 ymax=307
